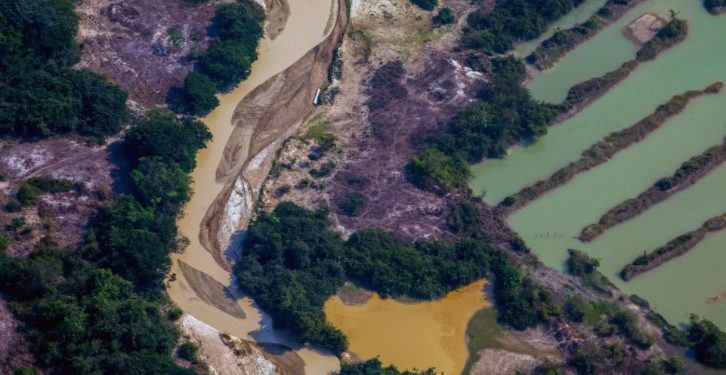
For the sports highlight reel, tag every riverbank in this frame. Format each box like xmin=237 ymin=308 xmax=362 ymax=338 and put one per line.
xmin=497 ymin=82 xmax=723 ymax=214
xmin=527 ymin=0 xmax=646 ymax=70
xmin=620 ymin=212 xmax=726 ymax=281
xmin=167 ymin=0 xmax=346 ymax=373
xmin=198 ymin=0 xmax=348 ymax=271
xmin=580 ymin=138 xmax=726 ymax=241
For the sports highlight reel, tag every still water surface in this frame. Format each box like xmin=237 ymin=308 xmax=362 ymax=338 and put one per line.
xmin=471 ymin=0 xmax=726 ymax=328
xmin=325 ymin=280 xmax=489 ymax=375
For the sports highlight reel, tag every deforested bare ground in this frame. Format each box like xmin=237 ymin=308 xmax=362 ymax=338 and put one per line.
xmin=76 ymin=0 xmax=219 ymax=107
xmin=0 ymin=138 xmax=117 ymax=257
xmin=0 ymin=294 xmax=33 ymax=373
xmin=259 ymin=0 xmax=514 ymax=243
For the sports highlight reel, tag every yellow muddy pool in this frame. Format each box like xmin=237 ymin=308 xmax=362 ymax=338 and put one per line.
xmin=324 ymin=280 xmax=489 ymax=375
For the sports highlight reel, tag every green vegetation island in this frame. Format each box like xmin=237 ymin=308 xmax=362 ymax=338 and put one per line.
xmin=527 ymin=0 xmax=647 ymax=70
xmin=620 ymin=212 xmax=726 ymax=281
xmin=497 ymin=82 xmax=723 ymax=213
xmin=580 ymin=138 xmax=726 ymax=241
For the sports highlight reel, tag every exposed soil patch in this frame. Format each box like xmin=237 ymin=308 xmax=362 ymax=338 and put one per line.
xmin=0 ymin=294 xmax=33 ymax=374
xmin=336 ymin=282 xmax=373 ymax=305
xmin=624 ymin=12 xmax=667 ymax=45
xmin=470 ymin=349 xmax=540 ymax=375
xmin=178 ymin=260 xmax=247 ymax=319
xmin=326 ymin=55 xmax=510 ymax=242
xmin=0 ymin=138 xmax=117 ymax=257
xmin=76 ymin=0 xmax=220 ymax=107
xmin=179 ymin=314 xmax=302 ymax=375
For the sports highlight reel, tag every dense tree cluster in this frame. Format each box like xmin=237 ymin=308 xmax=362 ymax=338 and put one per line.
xmin=0 ymin=0 xmax=128 ymax=139
xmin=234 ymin=203 xmax=349 ymax=354
xmin=344 ymin=232 xmax=491 ymax=299
xmin=704 ymin=0 xmax=726 ymax=13
xmin=340 ymin=358 xmax=435 ymax=375
xmin=462 ymin=0 xmax=585 ymax=54
xmin=235 ymin=202 xmax=556 ymax=353
xmin=175 ymin=0 xmax=264 ymax=116
xmin=564 ymin=295 xmax=655 ymax=351
xmin=405 ymin=148 xmax=470 ymax=192
xmin=565 ymin=249 xmax=611 ymax=293
xmin=0 ymin=111 xmax=211 ymax=373
xmin=409 ymin=0 xmax=437 ymax=11
xmin=200 ymin=0 xmax=264 ymax=88
xmin=432 ymin=7 xmax=456 ymax=26
xmin=446 ymin=202 xmax=482 ymax=235
xmin=180 ymin=72 xmax=220 ymax=116
xmin=635 ymin=17 xmax=687 ymax=62
xmin=174 ymin=0 xmax=263 ymax=117
xmin=688 ymin=315 xmax=726 ymax=368
xmin=431 ymin=57 xmax=556 ymax=162
xmin=492 ymin=258 xmax=559 ymax=330
xmin=407 ymin=57 xmax=556 ymax=192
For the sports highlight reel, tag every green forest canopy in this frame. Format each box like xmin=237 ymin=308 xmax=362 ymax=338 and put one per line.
xmin=0 ymin=111 xmax=211 ymax=373
xmin=0 ymin=0 xmax=128 ymax=139
xmin=462 ymin=0 xmax=586 ymax=54
xmin=234 ymin=202 xmax=557 ymax=354
xmin=175 ymin=0 xmax=264 ymax=116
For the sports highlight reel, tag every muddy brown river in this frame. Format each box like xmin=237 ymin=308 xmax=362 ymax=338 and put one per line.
xmin=166 ymin=0 xmax=339 ymax=373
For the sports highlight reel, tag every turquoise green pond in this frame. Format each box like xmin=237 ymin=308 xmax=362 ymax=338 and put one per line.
xmin=471 ymin=0 xmax=726 ymax=328
xmin=515 ymin=0 xmax=609 ymax=58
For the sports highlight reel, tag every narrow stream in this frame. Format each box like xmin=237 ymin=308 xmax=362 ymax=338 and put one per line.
xmin=166 ymin=0 xmax=339 ymax=372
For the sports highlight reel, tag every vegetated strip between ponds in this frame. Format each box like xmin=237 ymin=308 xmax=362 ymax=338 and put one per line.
xmin=554 ymin=16 xmax=687 ymax=119
xmin=620 ymin=212 xmax=726 ymax=281
xmin=496 ymin=81 xmax=724 ymax=214
xmin=527 ymin=0 xmax=647 ymax=70
xmin=579 ymin=137 xmax=726 ymax=241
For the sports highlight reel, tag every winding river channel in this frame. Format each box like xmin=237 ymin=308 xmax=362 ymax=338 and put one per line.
xmin=167 ymin=0 xmax=339 ymax=373
xmin=168 ymin=0 xmax=726 ymax=373
xmin=471 ymin=0 xmax=726 ymax=328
